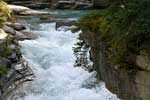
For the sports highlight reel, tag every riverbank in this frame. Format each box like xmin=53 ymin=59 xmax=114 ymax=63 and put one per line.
xmin=0 ymin=23 xmax=34 ymax=100
xmin=76 ymin=1 xmax=150 ymax=100
xmin=1 ymin=2 xmax=120 ymax=99
xmin=0 ymin=4 xmax=44 ymax=99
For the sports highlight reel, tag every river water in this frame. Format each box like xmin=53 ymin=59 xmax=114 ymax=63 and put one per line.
xmin=16 ymin=10 xmax=118 ymax=100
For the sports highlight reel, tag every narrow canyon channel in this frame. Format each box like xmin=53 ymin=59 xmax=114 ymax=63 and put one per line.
xmin=11 ymin=10 xmax=118 ymax=100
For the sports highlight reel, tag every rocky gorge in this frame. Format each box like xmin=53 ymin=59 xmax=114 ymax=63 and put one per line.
xmin=78 ymin=29 xmax=150 ymax=100
xmin=0 ymin=2 xmax=119 ymax=100
xmin=0 ymin=0 xmax=150 ymax=100
xmin=76 ymin=1 xmax=150 ymax=100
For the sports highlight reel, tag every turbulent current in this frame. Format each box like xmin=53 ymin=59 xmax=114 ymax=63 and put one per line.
xmin=16 ymin=10 xmax=118 ymax=100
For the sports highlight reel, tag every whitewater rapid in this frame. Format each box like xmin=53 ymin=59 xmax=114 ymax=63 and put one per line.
xmin=19 ymin=22 xmax=118 ymax=100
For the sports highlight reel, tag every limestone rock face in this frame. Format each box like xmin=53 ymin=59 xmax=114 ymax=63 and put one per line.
xmin=80 ymin=31 xmax=150 ymax=100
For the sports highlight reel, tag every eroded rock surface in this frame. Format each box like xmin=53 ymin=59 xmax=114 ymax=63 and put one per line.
xmin=0 ymin=25 xmax=34 ymax=100
xmin=80 ymin=31 xmax=150 ymax=100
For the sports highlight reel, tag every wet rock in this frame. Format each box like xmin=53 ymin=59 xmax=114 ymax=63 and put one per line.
xmin=15 ymin=31 xmax=29 ymax=41
xmin=56 ymin=1 xmax=75 ymax=9
xmin=8 ymin=53 xmax=18 ymax=63
xmin=0 ymin=58 xmax=11 ymax=68
xmin=56 ymin=20 xmax=75 ymax=30
xmin=5 ymin=22 xmax=26 ymax=31
xmin=21 ymin=31 xmax=38 ymax=40
xmin=0 ymin=21 xmax=34 ymax=99
xmin=15 ymin=31 xmax=38 ymax=41
xmin=0 ymin=58 xmax=34 ymax=100
xmin=2 ymin=25 xmax=16 ymax=35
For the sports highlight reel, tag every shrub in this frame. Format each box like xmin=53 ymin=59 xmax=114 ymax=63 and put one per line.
xmin=78 ymin=0 xmax=150 ymax=67
xmin=0 ymin=0 xmax=11 ymax=27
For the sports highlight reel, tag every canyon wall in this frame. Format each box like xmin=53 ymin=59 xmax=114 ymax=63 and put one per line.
xmin=80 ymin=31 xmax=150 ymax=100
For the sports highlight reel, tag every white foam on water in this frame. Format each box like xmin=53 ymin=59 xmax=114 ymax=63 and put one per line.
xmin=19 ymin=23 xmax=118 ymax=100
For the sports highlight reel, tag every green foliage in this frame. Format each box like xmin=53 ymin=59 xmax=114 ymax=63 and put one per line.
xmin=78 ymin=10 xmax=104 ymax=33
xmin=0 ymin=1 xmax=11 ymax=27
xmin=0 ymin=36 xmax=13 ymax=58
xmin=0 ymin=66 xmax=10 ymax=75
xmin=79 ymin=0 xmax=150 ymax=67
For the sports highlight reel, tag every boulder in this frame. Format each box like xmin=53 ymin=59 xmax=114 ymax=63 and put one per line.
xmin=56 ymin=1 xmax=75 ymax=9
xmin=21 ymin=31 xmax=38 ymax=40
xmin=15 ymin=31 xmax=29 ymax=41
xmin=15 ymin=31 xmax=38 ymax=41
xmin=8 ymin=5 xmax=30 ymax=14
xmin=8 ymin=5 xmax=49 ymax=16
xmin=20 ymin=10 xmax=49 ymax=16
xmin=8 ymin=53 xmax=18 ymax=63
xmin=56 ymin=20 xmax=75 ymax=30
xmin=2 ymin=25 xmax=16 ymax=35
xmin=5 ymin=22 xmax=26 ymax=31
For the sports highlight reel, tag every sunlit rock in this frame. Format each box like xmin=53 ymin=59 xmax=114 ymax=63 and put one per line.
xmin=0 ymin=29 xmax=8 ymax=40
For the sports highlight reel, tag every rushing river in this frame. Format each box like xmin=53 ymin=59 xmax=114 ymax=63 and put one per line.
xmin=16 ymin=10 xmax=118 ymax=100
